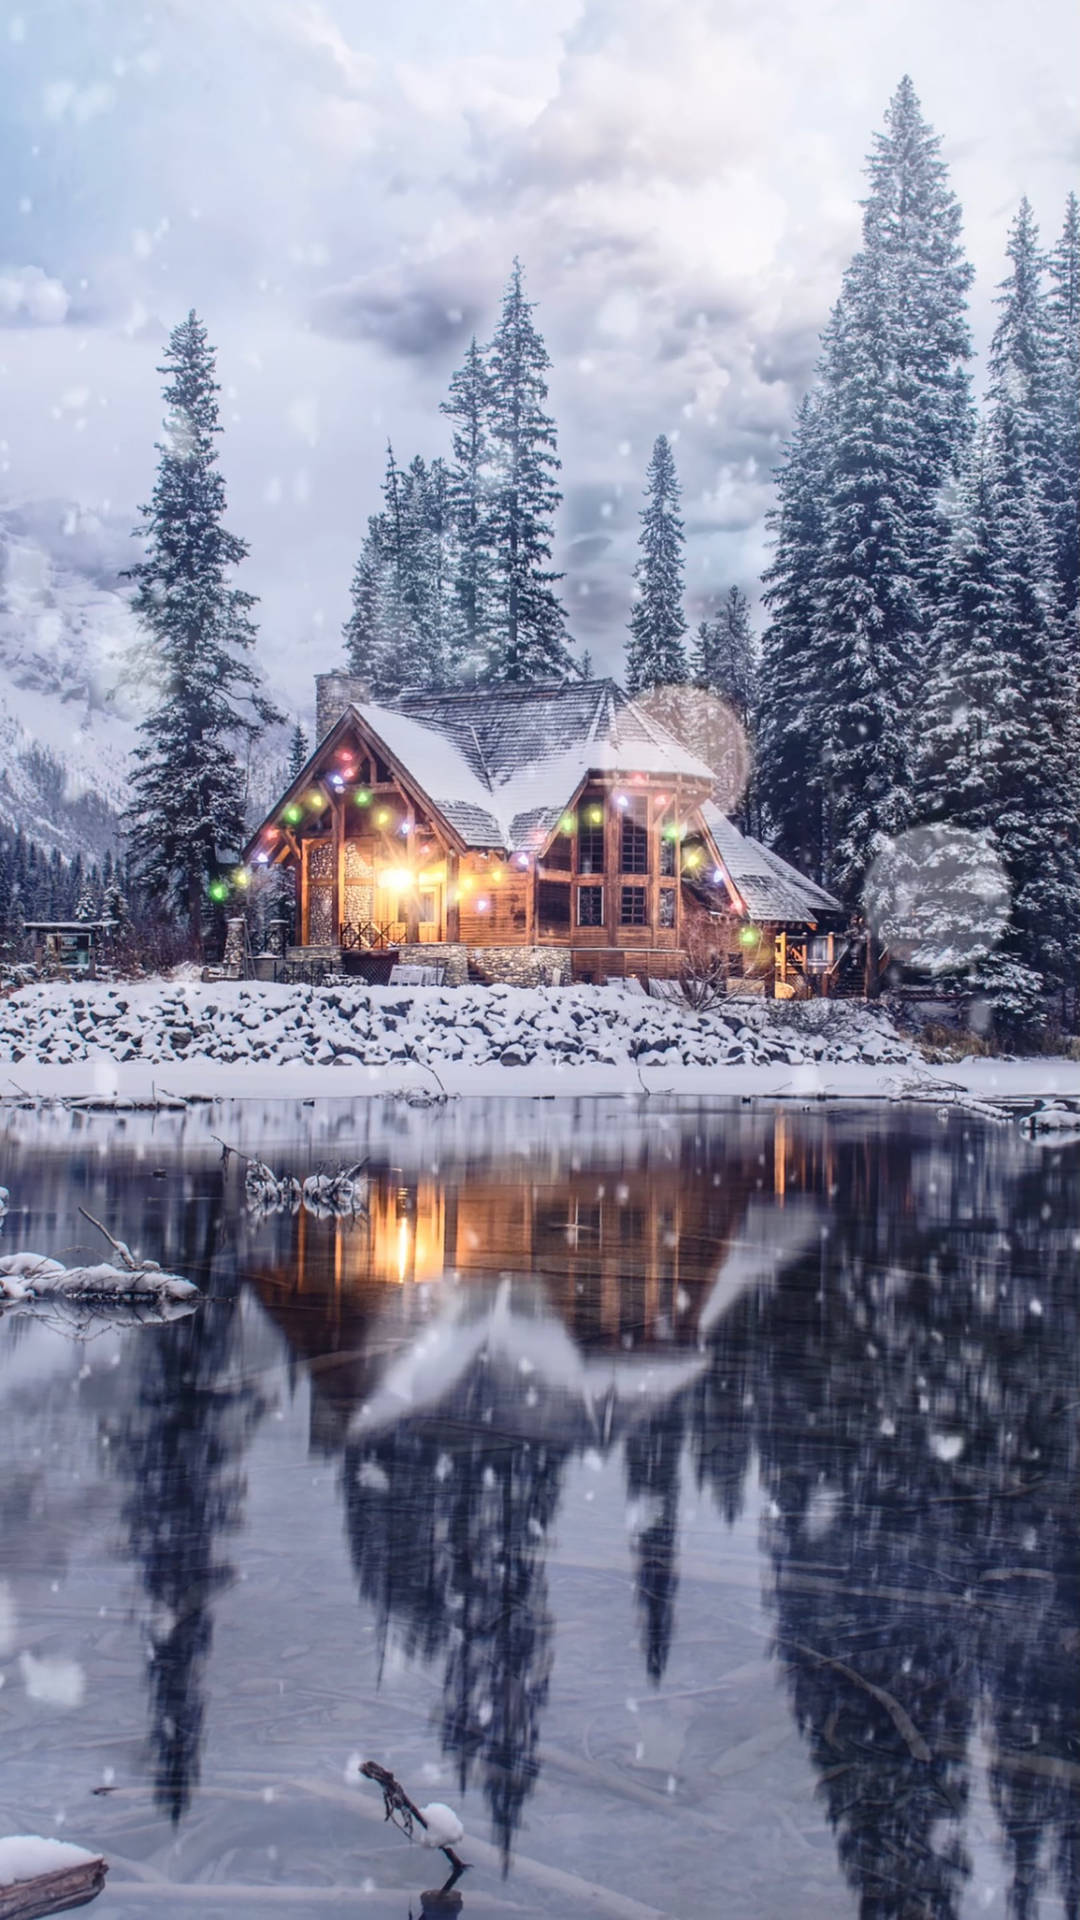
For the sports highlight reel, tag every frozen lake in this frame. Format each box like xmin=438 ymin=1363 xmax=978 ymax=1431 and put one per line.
xmin=0 ymin=1097 xmax=1076 ymax=1919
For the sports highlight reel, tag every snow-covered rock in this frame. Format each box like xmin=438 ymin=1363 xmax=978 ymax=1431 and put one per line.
xmin=0 ymin=979 xmax=917 ymax=1080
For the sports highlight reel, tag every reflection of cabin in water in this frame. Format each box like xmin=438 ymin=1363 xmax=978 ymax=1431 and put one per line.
xmin=248 ymin=1113 xmax=834 ymax=1454
xmin=242 ymin=673 xmax=843 ymax=994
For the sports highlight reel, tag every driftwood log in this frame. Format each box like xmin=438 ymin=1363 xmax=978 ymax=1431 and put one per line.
xmin=0 ymin=1856 xmax=108 ymax=1920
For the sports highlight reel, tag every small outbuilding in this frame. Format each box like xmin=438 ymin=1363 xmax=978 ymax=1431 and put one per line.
xmin=23 ymin=920 xmax=117 ymax=975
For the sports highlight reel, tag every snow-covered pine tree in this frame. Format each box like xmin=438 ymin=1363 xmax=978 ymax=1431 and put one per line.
xmin=809 ymin=78 xmax=974 ymax=904
xmin=694 ymin=586 xmax=756 ymax=721
xmin=343 ymin=445 xmax=451 ymax=696
xmin=625 ymin=434 xmax=688 ymax=694
xmin=75 ymin=881 xmax=99 ymax=922
xmin=123 ymin=312 xmax=280 ymax=950
xmin=987 ymin=200 xmax=1056 ymax=512
xmin=918 ymin=413 xmax=1080 ymax=1031
xmin=756 ymin=393 xmax=834 ymax=878
xmin=287 ymin=723 xmax=308 ymax=780
xmin=441 ymin=337 xmax=496 ymax=679
xmin=1045 ymin=193 xmax=1080 ymax=624
xmin=397 ymin=454 xmax=448 ymax=686
xmin=485 ymin=261 xmax=573 ymax=681
xmin=343 ymin=512 xmax=399 ymax=698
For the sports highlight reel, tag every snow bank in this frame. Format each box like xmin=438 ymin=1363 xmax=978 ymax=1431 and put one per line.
xmin=0 ymin=1834 xmax=100 ymax=1885
xmin=0 ymin=979 xmax=916 ymax=1081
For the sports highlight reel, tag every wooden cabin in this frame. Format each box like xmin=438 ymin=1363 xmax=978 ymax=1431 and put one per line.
xmin=241 ymin=674 xmax=842 ymax=991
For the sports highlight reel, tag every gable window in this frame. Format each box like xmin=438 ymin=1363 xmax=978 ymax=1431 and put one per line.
xmin=579 ymin=799 xmax=606 ymax=874
xmin=657 ymin=887 xmax=676 ymax=928
xmin=620 ymin=885 xmax=648 ymax=927
xmin=577 ymin=885 xmax=604 ymax=927
xmin=620 ymin=799 xmax=649 ymax=874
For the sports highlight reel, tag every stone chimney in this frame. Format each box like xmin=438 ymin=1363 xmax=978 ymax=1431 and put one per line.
xmin=315 ymin=671 xmax=372 ymax=746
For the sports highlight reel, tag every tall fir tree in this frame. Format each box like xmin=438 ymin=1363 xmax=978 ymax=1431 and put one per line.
xmin=987 ymin=199 xmax=1055 ymax=509
xmin=1045 ymin=193 xmax=1080 ymax=624
xmin=757 ymin=79 xmax=974 ymax=901
xmin=693 ymin=586 xmax=756 ymax=721
xmin=625 ymin=434 xmax=688 ymax=693
xmin=123 ymin=313 xmax=279 ymax=947
xmin=756 ymin=394 xmax=833 ymax=877
xmin=287 ymin=722 xmax=308 ymax=779
xmin=484 ymin=260 xmax=573 ymax=681
xmin=343 ymin=445 xmax=456 ymax=695
xmin=441 ymin=337 xmax=497 ymax=677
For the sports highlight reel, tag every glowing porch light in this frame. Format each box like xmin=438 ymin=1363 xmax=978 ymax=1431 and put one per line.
xmin=380 ymin=867 xmax=413 ymax=892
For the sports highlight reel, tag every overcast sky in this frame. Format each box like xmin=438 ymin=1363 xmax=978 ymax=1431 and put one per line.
xmin=1 ymin=0 xmax=1077 ymax=711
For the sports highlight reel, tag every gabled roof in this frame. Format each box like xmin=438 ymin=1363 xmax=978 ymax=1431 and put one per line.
xmin=355 ymin=679 xmax=716 ymax=852
xmin=701 ymin=804 xmax=844 ymax=923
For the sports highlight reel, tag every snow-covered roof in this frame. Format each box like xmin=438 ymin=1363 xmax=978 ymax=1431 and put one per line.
xmin=700 ymin=804 xmax=843 ymax=922
xmin=363 ymin=679 xmax=717 ymax=851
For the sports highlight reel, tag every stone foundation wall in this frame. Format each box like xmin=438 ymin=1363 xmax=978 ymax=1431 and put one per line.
xmin=395 ymin=943 xmax=570 ymax=987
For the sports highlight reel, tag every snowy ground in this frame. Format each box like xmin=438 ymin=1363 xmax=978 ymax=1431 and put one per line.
xmin=0 ymin=978 xmax=1077 ymax=1104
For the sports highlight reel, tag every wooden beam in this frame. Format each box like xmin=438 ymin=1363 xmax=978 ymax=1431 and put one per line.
xmin=446 ymin=852 xmax=460 ymax=943
xmin=331 ymin=787 xmax=344 ymax=943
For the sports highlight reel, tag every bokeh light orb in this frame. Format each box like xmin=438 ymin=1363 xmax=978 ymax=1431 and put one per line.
xmin=863 ymin=825 xmax=1011 ymax=974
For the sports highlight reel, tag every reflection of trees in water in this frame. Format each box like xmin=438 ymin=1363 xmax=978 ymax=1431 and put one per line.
xmin=111 ymin=1192 xmax=265 ymax=1823
xmin=688 ymin=1132 xmax=1080 ymax=1920
xmin=325 ymin=1122 xmax=1078 ymax=1908
xmin=345 ymin=1383 xmax=564 ymax=1870
xmin=625 ymin=1401 xmax=684 ymax=1683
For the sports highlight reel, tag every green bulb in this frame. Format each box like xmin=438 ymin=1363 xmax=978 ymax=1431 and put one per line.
xmin=355 ymin=788 xmax=371 ymax=806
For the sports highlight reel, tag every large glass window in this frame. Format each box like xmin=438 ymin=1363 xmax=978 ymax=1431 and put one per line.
xmin=659 ymin=833 xmax=677 ymax=877
xmin=620 ymin=799 xmax=649 ymax=873
xmin=577 ymin=885 xmax=604 ymax=926
xmin=658 ymin=887 xmax=676 ymax=928
xmin=537 ymin=881 xmax=571 ymax=937
xmin=620 ymin=885 xmax=648 ymax=927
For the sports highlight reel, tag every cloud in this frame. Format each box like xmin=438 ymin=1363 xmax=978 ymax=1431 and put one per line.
xmin=0 ymin=265 xmax=70 ymax=326
xmin=312 ymin=269 xmax=480 ymax=358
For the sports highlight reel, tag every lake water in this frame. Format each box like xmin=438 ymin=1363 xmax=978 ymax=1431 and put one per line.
xmin=0 ymin=1097 xmax=1076 ymax=1920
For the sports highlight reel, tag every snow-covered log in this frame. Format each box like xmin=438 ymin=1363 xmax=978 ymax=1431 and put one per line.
xmin=0 ymin=1252 xmax=199 ymax=1305
xmin=0 ymin=1834 xmax=107 ymax=1918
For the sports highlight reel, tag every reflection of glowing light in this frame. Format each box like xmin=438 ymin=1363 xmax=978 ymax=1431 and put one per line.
xmin=397 ymin=1215 xmax=410 ymax=1284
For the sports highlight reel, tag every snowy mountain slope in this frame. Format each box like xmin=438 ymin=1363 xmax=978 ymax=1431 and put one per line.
xmin=0 ymin=501 xmax=137 ymax=857
xmin=0 ymin=500 xmax=292 ymax=861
